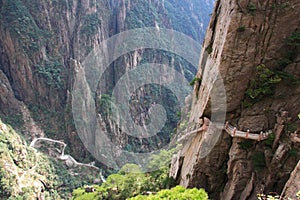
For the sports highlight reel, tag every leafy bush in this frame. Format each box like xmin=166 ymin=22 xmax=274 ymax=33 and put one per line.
xmin=276 ymin=70 xmax=300 ymax=85
xmin=275 ymin=30 xmax=300 ymax=70
xmin=1 ymin=0 xmax=47 ymax=54
xmin=237 ymin=26 xmax=246 ymax=32
xmin=247 ymin=3 xmax=257 ymax=12
xmin=80 ymin=13 xmax=101 ymax=36
xmin=286 ymin=30 xmax=300 ymax=49
xmin=35 ymin=59 xmax=64 ymax=89
xmin=288 ymin=148 xmax=298 ymax=157
xmin=205 ymin=44 xmax=213 ymax=54
xmin=263 ymin=133 xmax=275 ymax=148
xmin=246 ymin=64 xmax=281 ymax=100
xmin=287 ymin=123 xmax=298 ymax=133
xmin=0 ymin=114 xmax=24 ymax=129
xmin=238 ymin=140 xmax=254 ymax=150
xmin=128 ymin=186 xmax=209 ymax=200
xmin=72 ymin=148 xmax=179 ymax=199
xmin=189 ymin=77 xmax=202 ymax=86
xmin=0 ymin=167 xmax=14 ymax=198
xmin=98 ymin=94 xmax=115 ymax=116
xmin=72 ymin=164 xmax=147 ymax=200
xmin=251 ymin=152 xmax=266 ymax=171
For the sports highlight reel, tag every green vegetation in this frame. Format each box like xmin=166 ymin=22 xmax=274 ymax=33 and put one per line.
xmin=146 ymin=148 xmax=178 ymax=191
xmin=72 ymin=163 xmax=170 ymax=200
xmin=123 ymin=0 xmax=211 ymax=40
xmin=205 ymin=44 xmax=213 ymax=54
xmin=286 ymin=30 xmax=300 ymax=49
xmin=246 ymin=64 xmax=282 ymax=100
xmin=238 ymin=140 xmax=254 ymax=150
xmin=272 ymin=3 xmax=289 ymax=10
xmin=129 ymin=186 xmax=209 ymax=200
xmin=263 ymin=133 xmax=275 ymax=148
xmin=73 ymin=167 xmax=208 ymax=200
xmin=251 ymin=152 xmax=266 ymax=171
xmin=164 ymin=1 xmax=198 ymax=40
xmin=298 ymin=113 xmax=300 ymax=119
xmin=179 ymin=120 xmax=188 ymax=130
xmin=276 ymin=70 xmax=300 ymax=85
xmin=0 ymin=0 xmax=47 ymax=54
xmin=72 ymin=148 xmax=183 ymax=199
xmin=257 ymin=193 xmax=280 ymax=200
xmin=237 ymin=25 xmax=246 ymax=32
xmin=258 ymin=190 xmax=300 ymax=200
xmin=125 ymin=0 xmax=163 ymax=29
xmin=288 ymin=148 xmax=298 ymax=157
xmin=0 ymin=119 xmax=92 ymax=199
xmin=286 ymin=123 xmax=298 ymax=133
xmin=80 ymin=13 xmax=101 ymax=36
xmin=247 ymin=3 xmax=257 ymax=13
xmin=28 ymin=104 xmax=65 ymax=138
xmin=35 ymin=59 xmax=64 ymax=89
xmin=189 ymin=77 xmax=202 ymax=86
xmin=276 ymin=57 xmax=292 ymax=69
xmin=98 ymin=94 xmax=115 ymax=116
xmin=276 ymin=29 xmax=300 ymax=69
xmin=98 ymin=82 xmax=182 ymax=153
xmin=244 ymin=30 xmax=300 ymax=107
xmin=0 ymin=113 xmax=24 ymax=129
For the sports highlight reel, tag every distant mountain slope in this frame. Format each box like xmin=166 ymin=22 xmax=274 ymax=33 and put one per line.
xmin=0 ymin=0 xmax=214 ymax=165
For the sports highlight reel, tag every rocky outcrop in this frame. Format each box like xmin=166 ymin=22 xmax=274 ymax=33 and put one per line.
xmin=171 ymin=0 xmax=300 ymax=199
xmin=281 ymin=160 xmax=300 ymax=199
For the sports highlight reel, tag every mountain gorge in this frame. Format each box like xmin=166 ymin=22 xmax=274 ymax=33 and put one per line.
xmin=0 ymin=0 xmax=213 ymax=160
xmin=0 ymin=0 xmax=215 ymax=198
xmin=1 ymin=0 xmax=300 ymax=199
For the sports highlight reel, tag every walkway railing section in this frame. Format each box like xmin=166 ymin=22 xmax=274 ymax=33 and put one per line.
xmin=178 ymin=118 xmax=272 ymax=142
xmin=224 ymin=122 xmax=272 ymax=141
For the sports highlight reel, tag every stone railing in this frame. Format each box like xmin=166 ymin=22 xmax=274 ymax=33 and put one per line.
xmin=224 ymin=122 xmax=272 ymax=141
xmin=178 ymin=118 xmax=272 ymax=142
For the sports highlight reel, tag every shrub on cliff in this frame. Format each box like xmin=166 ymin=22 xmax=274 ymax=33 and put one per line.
xmin=128 ymin=186 xmax=208 ymax=200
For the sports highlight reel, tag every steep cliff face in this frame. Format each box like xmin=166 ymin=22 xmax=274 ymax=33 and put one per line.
xmin=171 ymin=0 xmax=300 ymax=199
xmin=0 ymin=0 xmax=214 ymax=168
xmin=0 ymin=0 xmax=112 ymax=160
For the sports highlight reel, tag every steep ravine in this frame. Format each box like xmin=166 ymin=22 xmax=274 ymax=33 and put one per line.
xmin=171 ymin=0 xmax=300 ymax=199
xmin=0 ymin=0 xmax=214 ymax=164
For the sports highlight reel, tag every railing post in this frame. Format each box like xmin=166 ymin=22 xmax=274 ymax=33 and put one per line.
xmin=258 ymin=132 xmax=262 ymax=141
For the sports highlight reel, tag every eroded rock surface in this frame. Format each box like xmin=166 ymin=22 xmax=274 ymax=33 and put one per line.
xmin=172 ymin=0 xmax=300 ymax=199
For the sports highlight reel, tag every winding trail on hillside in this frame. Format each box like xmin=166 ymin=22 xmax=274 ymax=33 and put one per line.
xmin=30 ymin=137 xmax=102 ymax=172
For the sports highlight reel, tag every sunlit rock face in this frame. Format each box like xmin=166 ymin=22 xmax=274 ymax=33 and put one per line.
xmin=171 ymin=0 xmax=300 ymax=199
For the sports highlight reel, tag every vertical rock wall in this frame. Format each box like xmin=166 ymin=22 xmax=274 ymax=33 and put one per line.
xmin=172 ymin=0 xmax=300 ymax=199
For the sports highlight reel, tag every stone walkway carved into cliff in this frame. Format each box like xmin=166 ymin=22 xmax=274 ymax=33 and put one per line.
xmin=30 ymin=137 xmax=106 ymax=182
xmin=223 ymin=122 xmax=272 ymax=141
xmin=178 ymin=118 xmax=272 ymax=143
